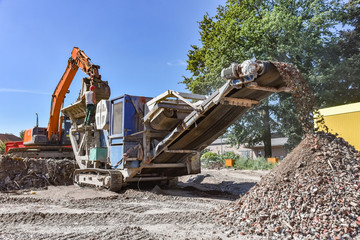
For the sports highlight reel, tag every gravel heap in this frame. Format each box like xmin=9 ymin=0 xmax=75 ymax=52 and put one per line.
xmin=216 ymin=132 xmax=360 ymax=239
xmin=0 ymin=155 xmax=76 ymax=191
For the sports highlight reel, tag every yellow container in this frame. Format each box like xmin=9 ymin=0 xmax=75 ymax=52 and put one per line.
xmin=315 ymin=102 xmax=360 ymax=150
xmin=267 ymin=158 xmax=279 ymax=164
xmin=225 ymin=159 xmax=234 ymax=167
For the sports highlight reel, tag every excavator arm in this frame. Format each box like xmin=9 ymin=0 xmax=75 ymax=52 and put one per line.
xmin=7 ymin=47 xmax=110 ymax=158
xmin=47 ymin=47 xmax=107 ymax=142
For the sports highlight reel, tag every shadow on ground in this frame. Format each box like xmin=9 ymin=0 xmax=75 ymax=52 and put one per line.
xmin=124 ymin=180 xmax=257 ymax=201
xmin=177 ymin=181 xmax=257 ymax=200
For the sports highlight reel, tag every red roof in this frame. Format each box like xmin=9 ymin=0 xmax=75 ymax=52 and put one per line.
xmin=0 ymin=134 xmax=22 ymax=143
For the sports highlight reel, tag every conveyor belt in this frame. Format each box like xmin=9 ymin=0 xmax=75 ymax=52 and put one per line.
xmin=152 ymin=62 xmax=288 ymax=164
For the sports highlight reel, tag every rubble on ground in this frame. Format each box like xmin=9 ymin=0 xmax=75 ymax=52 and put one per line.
xmin=0 ymin=155 xmax=76 ymax=191
xmin=215 ymin=132 xmax=360 ymax=239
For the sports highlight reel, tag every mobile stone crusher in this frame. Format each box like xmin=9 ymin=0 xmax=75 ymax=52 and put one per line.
xmin=62 ymin=60 xmax=291 ymax=191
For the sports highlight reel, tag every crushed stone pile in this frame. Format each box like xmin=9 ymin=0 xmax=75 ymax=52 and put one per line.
xmin=0 ymin=155 xmax=76 ymax=191
xmin=215 ymin=132 xmax=360 ymax=239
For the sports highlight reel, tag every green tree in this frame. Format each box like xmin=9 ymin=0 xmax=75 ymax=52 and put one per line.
xmin=314 ymin=0 xmax=360 ymax=108
xmin=0 ymin=142 xmax=5 ymax=155
xmin=183 ymin=0 xmax=347 ymax=155
xmin=19 ymin=130 xmax=25 ymax=140
xmin=227 ymin=98 xmax=280 ymax=156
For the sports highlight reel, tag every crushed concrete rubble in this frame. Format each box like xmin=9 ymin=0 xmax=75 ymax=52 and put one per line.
xmin=215 ymin=132 xmax=360 ymax=239
xmin=272 ymin=61 xmax=317 ymax=133
xmin=0 ymin=155 xmax=76 ymax=191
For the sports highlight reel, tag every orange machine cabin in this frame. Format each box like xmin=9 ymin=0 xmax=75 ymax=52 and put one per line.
xmin=23 ymin=127 xmax=48 ymax=146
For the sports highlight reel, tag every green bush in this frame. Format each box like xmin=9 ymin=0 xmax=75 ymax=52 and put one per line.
xmin=200 ymin=150 xmax=277 ymax=170
xmin=200 ymin=151 xmax=223 ymax=168
xmin=234 ymin=156 xmax=276 ymax=170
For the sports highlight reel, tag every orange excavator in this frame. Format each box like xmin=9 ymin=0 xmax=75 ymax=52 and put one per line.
xmin=6 ymin=47 xmax=110 ymax=158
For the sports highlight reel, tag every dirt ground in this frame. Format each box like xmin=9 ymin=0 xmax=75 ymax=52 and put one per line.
xmin=0 ymin=169 xmax=267 ymax=240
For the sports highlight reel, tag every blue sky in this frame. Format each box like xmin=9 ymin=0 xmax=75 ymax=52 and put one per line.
xmin=0 ymin=0 xmax=225 ymax=136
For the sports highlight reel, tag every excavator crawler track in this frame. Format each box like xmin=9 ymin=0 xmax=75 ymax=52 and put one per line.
xmin=7 ymin=146 xmax=74 ymax=159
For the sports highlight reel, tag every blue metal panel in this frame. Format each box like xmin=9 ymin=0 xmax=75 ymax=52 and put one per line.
xmin=123 ymin=95 xmax=136 ymax=136
xmin=108 ymin=94 xmax=152 ymax=169
xmin=109 ymin=96 xmax=125 ymax=169
xmin=110 ymin=97 xmax=125 ymax=137
xmin=99 ymin=130 xmax=107 ymax=148
xmin=110 ymin=145 xmax=124 ymax=169
xmin=125 ymin=161 xmax=139 ymax=168
xmin=111 ymin=138 xmax=123 ymax=144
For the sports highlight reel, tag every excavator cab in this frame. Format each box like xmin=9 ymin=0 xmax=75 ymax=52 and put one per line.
xmin=23 ymin=115 xmax=71 ymax=146
xmin=23 ymin=127 xmax=48 ymax=146
xmin=60 ymin=115 xmax=71 ymax=145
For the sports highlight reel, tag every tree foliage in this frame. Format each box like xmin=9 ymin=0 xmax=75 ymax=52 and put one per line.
xmin=314 ymin=0 xmax=360 ymax=107
xmin=19 ymin=130 xmax=25 ymax=140
xmin=0 ymin=142 xmax=5 ymax=155
xmin=183 ymin=0 xmax=358 ymax=154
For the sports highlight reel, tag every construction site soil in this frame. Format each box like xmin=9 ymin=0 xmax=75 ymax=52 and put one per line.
xmin=0 ymin=167 xmax=265 ymax=240
xmin=0 ymin=133 xmax=359 ymax=239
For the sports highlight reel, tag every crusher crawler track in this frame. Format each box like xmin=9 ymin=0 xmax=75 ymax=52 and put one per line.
xmin=74 ymin=169 xmax=123 ymax=192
